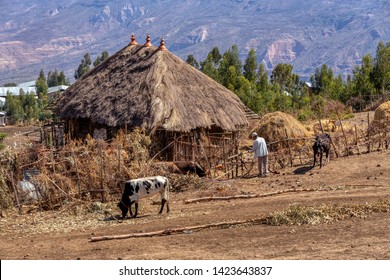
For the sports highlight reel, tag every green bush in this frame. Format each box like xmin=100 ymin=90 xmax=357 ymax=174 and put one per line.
xmin=297 ymin=109 xmax=314 ymax=122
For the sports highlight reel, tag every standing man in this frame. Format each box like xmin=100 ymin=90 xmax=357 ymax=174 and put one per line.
xmin=251 ymin=132 xmax=268 ymax=177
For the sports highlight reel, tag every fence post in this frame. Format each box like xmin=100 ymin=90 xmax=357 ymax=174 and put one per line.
xmin=367 ymin=113 xmax=371 ymax=153
xmin=71 ymin=149 xmax=81 ymax=198
xmin=51 ymin=148 xmax=56 ymax=173
xmin=285 ymin=129 xmax=293 ymax=167
xmin=230 ymin=158 xmax=234 ymax=178
xmin=99 ymin=142 xmax=106 ymax=203
xmin=379 ymin=118 xmax=383 ymax=149
xmin=173 ymin=133 xmax=177 ymax=161
xmin=318 ymin=119 xmax=324 ymax=134
xmin=354 ymin=124 xmax=360 ymax=155
xmin=240 ymin=153 xmax=244 ymax=176
xmin=117 ymin=144 xmax=121 ymax=176
xmin=335 ymin=108 xmax=349 ymax=156
xmin=194 ymin=134 xmax=197 ymax=162
xmin=10 ymin=171 xmax=22 ymax=214
xmin=124 ymin=124 xmax=127 ymax=149
xmin=386 ymin=117 xmax=389 ymax=149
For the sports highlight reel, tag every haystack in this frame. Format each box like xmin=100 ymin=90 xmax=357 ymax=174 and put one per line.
xmin=255 ymin=111 xmax=311 ymax=144
xmin=374 ymin=101 xmax=390 ymax=125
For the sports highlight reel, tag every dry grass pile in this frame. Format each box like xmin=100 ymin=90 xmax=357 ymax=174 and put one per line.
xmin=367 ymin=101 xmax=390 ymax=144
xmin=0 ymin=171 xmax=13 ymax=213
xmin=0 ymin=148 xmax=17 ymax=212
xmin=0 ymin=201 xmax=121 ymax=235
xmin=169 ymin=175 xmax=207 ymax=193
xmin=252 ymin=112 xmax=313 ymax=169
xmin=0 ymin=128 xmax=168 ymax=210
xmin=0 ymin=133 xmax=5 ymax=151
xmin=373 ymin=101 xmax=390 ymax=128
xmin=266 ymin=199 xmax=390 ymax=226
xmin=1 ymin=127 xmax=214 ymax=213
xmin=307 ymin=118 xmax=354 ymax=134
xmin=255 ymin=111 xmax=312 ymax=144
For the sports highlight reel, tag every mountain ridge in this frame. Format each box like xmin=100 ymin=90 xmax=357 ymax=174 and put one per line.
xmin=1 ymin=0 xmax=390 ymax=84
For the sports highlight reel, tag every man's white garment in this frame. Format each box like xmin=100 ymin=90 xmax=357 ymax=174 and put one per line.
xmin=252 ymin=136 xmax=268 ymax=158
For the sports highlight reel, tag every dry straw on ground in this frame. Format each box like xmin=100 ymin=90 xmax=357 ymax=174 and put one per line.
xmin=266 ymin=199 xmax=390 ymax=226
xmin=0 ymin=128 xmax=170 ymax=210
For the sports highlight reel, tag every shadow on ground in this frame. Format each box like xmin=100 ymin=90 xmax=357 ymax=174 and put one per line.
xmin=293 ymin=166 xmax=313 ymax=175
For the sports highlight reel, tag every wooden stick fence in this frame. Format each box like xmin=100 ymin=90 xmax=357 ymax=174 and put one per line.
xmin=3 ymin=114 xmax=389 ymax=213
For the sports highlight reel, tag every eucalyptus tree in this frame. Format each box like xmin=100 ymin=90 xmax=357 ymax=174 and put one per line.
xmin=372 ymin=41 xmax=390 ymax=98
xmin=74 ymin=52 xmax=92 ymax=80
xmin=218 ymin=45 xmax=242 ymax=88
xmin=243 ymin=49 xmax=258 ymax=83
xmin=271 ymin=63 xmax=294 ymax=92
xmin=186 ymin=54 xmax=200 ymax=69
xmin=353 ymin=54 xmax=375 ymax=102
xmin=256 ymin=63 xmax=269 ymax=94
xmin=93 ymin=50 xmax=109 ymax=67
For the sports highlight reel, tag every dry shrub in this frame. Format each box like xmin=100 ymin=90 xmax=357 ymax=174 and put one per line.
xmin=5 ymin=128 xmax=154 ymax=210
xmin=0 ymin=150 xmax=18 ymax=212
xmin=266 ymin=199 xmax=390 ymax=226
xmin=324 ymin=100 xmax=348 ymax=119
xmin=0 ymin=133 xmax=6 ymax=151
xmin=0 ymin=172 xmax=12 ymax=211
xmin=169 ymin=174 xmax=206 ymax=193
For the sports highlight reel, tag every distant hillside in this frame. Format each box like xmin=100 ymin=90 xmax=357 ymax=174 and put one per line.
xmin=1 ymin=0 xmax=390 ymax=84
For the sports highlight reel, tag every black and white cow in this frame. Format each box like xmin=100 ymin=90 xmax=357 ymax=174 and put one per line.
xmin=118 ymin=176 xmax=170 ymax=219
xmin=312 ymin=133 xmax=332 ymax=168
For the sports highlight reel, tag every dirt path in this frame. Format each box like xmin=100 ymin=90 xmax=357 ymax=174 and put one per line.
xmin=1 ymin=150 xmax=389 ymax=260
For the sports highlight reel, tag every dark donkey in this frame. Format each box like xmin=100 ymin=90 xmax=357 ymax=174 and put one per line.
xmin=312 ymin=133 xmax=332 ymax=168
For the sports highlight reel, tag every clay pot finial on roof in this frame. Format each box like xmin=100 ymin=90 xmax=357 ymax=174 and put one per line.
xmin=144 ymin=34 xmax=153 ymax=47
xmin=129 ymin=34 xmax=138 ymax=45
xmin=158 ymin=38 xmax=167 ymax=51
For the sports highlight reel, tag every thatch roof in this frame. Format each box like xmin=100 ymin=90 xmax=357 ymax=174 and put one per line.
xmin=55 ymin=37 xmax=248 ymax=133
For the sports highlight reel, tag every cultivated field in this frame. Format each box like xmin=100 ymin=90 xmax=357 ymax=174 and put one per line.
xmin=1 ymin=148 xmax=389 ymax=260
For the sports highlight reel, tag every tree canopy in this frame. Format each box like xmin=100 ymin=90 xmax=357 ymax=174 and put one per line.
xmin=75 ymin=51 xmax=110 ymax=80
xmin=185 ymin=40 xmax=390 ymax=120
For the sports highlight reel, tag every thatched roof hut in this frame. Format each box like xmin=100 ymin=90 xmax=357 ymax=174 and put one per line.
xmin=55 ymin=35 xmax=248 ymax=164
xmin=56 ymin=35 xmax=247 ymax=138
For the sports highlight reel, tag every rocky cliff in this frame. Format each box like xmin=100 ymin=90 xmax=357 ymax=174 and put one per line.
xmin=1 ymin=0 xmax=390 ymax=83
